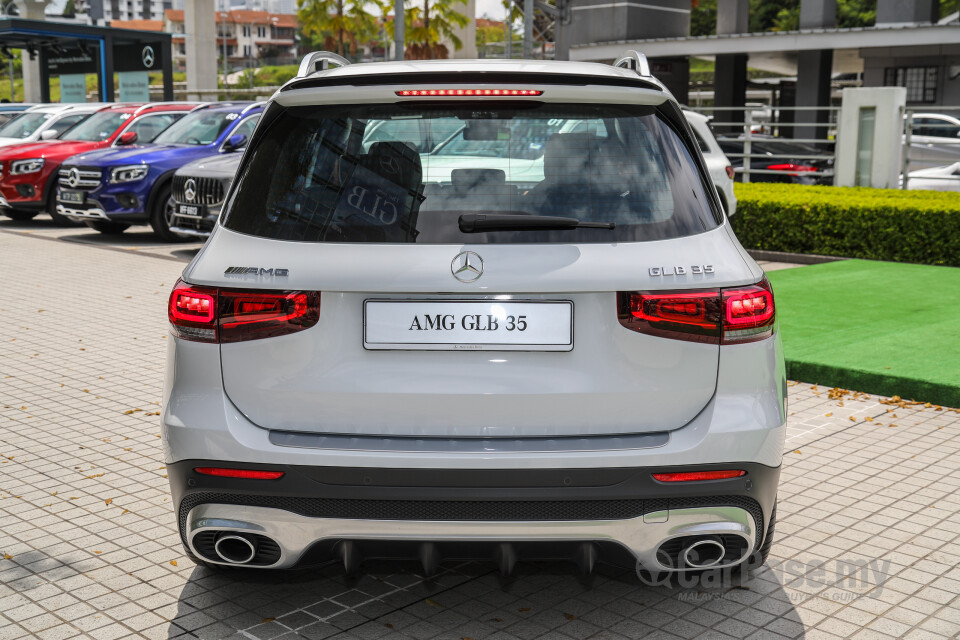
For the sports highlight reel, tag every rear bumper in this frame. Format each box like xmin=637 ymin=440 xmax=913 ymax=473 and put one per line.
xmin=170 ymin=460 xmax=779 ymax=570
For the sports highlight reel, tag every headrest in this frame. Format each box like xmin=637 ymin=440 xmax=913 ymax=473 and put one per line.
xmin=364 ymin=140 xmax=422 ymax=186
xmin=542 ymin=133 xmax=599 ymax=180
xmin=450 ymin=168 xmax=506 ymax=191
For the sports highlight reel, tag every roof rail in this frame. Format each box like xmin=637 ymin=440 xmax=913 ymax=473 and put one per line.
xmin=133 ymin=101 xmax=191 ymax=115
xmin=188 ymin=101 xmax=251 ymax=112
xmin=240 ymin=101 xmax=265 ymax=114
xmin=613 ymin=50 xmax=651 ymax=77
xmin=296 ymin=51 xmax=350 ymax=78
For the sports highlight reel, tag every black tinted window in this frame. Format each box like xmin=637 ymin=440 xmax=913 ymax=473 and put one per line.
xmin=223 ymin=103 xmax=719 ymax=243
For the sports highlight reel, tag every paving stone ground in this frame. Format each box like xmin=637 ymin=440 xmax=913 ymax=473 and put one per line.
xmin=2 ymin=226 xmax=960 ymax=640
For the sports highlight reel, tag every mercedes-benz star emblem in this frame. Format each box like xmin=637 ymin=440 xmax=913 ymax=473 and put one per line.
xmin=451 ymin=251 xmax=483 ymax=283
xmin=183 ymin=178 xmax=197 ymax=202
xmin=379 ymin=154 xmax=400 ymax=175
xmin=67 ymin=168 xmax=80 ymax=188
xmin=141 ymin=46 xmax=155 ymax=69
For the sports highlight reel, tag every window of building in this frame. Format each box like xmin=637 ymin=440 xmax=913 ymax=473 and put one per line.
xmin=242 ymin=25 xmax=250 ymax=37
xmin=257 ymin=26 xmax=266 ymax=38
xmin=243 ymin=44 xmax=251 ymax=57
xmin=884 ymin=66 xmax=938 ymax=103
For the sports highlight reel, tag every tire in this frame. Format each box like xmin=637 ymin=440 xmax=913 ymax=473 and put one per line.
xmin=149 ymin=183 xmax=189 ymax=242
xmin=2 ymin=210 xmax=38 ymax=221
xmin=86 ymin=220 xmax=131 ymax=235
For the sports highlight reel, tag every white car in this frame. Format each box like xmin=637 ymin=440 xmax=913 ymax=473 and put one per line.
xmin=684 ymin=110 xmax=737 ymax=215
xmin=0 ymin=103 xmax=106 ymax=148
xmin=164 ymin=52 xmax=784 ymax=576
xmin=906 ymin=162 xmax=960 ymax=191
xmin=906 ymin=113 xmax=960 ymax=171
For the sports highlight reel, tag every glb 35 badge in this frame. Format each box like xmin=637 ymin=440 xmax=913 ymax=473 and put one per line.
xmin=649 ymin=265 xmax=714 ymax=276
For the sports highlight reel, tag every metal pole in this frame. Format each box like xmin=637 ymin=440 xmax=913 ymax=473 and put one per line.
xmin=742 ymin=109 xmax=752 ymax=184
xmin=8 ymin=57 xmax=12 ymax=101
xmin=902 ymin=110 xmax=912 ymax=190
xmin=394 ymin=0 xmax=404 ymax=60
xmin=504 ymin=14 xmax=511 ymax=58
xmin=221 ymin=0 xmax=227 ymax=92
xmin=523 ymin=0 xmax=533 ymax=59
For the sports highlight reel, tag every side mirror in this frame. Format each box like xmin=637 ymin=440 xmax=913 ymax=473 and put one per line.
xmin=224 ymin=133 xmax=246 ymax=151
xmin=118 ymin=131 xmax=138 ymax=145
xmin=39 ymin=129 xmax=58 ymax=140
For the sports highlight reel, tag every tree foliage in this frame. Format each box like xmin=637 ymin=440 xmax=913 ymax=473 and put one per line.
xmin=404 ymin=0 xmax=469 ymax=58
xmin=296 ymin=0 xmax=383 ymax=57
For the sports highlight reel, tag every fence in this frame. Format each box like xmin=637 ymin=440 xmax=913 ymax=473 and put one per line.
xmin=902 ymin=106 xmax=960 ymax=190
xmin=688 ymin=105 xmax=838 ymax=184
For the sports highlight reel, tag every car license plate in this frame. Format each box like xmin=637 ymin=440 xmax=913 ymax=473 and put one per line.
xmin=364 ymin=300 xmax=573 ymax=351
xmin=176 ymin=204 xmax=202 ymax=217
xmin=59 ymin=189 xmax=85 ymax=204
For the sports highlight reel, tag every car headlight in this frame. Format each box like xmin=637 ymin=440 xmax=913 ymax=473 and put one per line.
xmin=110 ymin=165 xmax=148 ymax=184
xmin=10 ymin=159 xmax=44 ymax=175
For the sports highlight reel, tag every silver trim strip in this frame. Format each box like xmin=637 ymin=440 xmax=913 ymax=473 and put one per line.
xmin=186 ymin=504 xmax=755 ymax=570
xmin=56 ymin=204 xmax=107 ymax=220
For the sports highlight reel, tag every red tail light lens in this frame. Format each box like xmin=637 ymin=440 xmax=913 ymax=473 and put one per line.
xmin=220 ymin=290 xmax=320 ymax=343
xmin=169 ymin=281 xmax=218 ymax=343
xmin=619 ymin=290 xmax=722 ymax=344
xmin=168 ymin=279 xmax=320 ymax=343
xmin=652 ymin=470 xmax=746 ymax=482
xmin=194 ymin=467 xmax=285 ymax=480
xmin=617 ymin=277 xmax=775 ymax=344
xmin=395 ymin=89 xmax=543 ymax=97
xmin=725 ymin=165 xmax=735 ymax=180
xmin=766 ymin=163 xmax=816 ymax=177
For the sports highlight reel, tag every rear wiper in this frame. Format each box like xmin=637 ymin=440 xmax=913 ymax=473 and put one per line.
xmin=458 ymin=213 xmax=615 ymax=233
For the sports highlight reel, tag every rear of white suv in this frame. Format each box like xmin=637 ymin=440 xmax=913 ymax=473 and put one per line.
xmin=163 ymin=54 xmax=785 ymax=576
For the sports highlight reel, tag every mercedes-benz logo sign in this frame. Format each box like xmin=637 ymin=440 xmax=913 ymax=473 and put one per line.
xmin=183 ymin=178 xmax=197 ymax=202
xmin=451 ymin=251 xmax=483 ymax=283
xmin=67 ymin=168 xmax=80 ymax=188
xmin=141 ymin=46 xmax=155 ymax=69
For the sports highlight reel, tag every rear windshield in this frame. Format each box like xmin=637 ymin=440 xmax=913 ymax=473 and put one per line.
xmin=223 ymin=103 xmax=719 ymax=243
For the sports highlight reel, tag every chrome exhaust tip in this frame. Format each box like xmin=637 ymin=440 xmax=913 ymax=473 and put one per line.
xmin=680 ymin=537 xmax=727 ymax=569
xmin=214 ymin=533 xmax=257 ymax=564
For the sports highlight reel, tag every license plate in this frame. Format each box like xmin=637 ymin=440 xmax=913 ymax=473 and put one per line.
xmin=176 ymin=204 xmax=202 ymax=217
xmin=364 ymin=300 xmax=573 ymax=351
xmin=59 ymin=190 xmax=84 ymax=204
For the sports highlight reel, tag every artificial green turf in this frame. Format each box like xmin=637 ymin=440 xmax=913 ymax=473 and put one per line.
xmin=766 ymin=259 xmax=960 ymax=407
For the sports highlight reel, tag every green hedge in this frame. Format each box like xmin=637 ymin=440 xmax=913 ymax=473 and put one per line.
xmin=730 ymin=183 xmax=960 ymax=267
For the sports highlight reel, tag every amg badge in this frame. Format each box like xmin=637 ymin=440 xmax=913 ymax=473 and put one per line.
xmin=224 ymin=266 xmax=290 ymax=277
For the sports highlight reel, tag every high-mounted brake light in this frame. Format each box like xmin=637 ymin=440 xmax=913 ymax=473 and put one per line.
xmin=652 ymin=470 xmax=746 ymax=482
xmin=395 ymin=89 xmax=543 ymax=97
xmin=194 ymin=467 xmax=285 ymax=480
xmin=617 ymin=277 xmax=775 ymax=344
xmin=168 ymin=279 xmax=320 ymax=344
xmin=766 ymin=163 xmax=816 ymax=177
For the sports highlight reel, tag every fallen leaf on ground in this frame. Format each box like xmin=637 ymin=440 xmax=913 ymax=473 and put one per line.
xmin=519 ymin=607 xmax=531 ymax=612
xmin=104 ymin=498 xmax=112 ymax=505
xmin=3 ymin=553 xmax=12 ymax=560
xmin=426 ymin=598 xmax=440 ymax=607
xmin=262 ymin=617 xmax=275 ymax=623
xmin=170 ymin=560 xmax=177 ymax=566
xmin=825 ymin=413 xmax=832 ymax=417
xmin=564 ymin=613 xmax=577 ymax=620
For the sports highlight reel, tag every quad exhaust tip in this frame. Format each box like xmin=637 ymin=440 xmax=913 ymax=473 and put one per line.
xmin=214 ymin=534 xmax=257 ymax=564
xmin=680 ymin=537 xmax=726 ymax=569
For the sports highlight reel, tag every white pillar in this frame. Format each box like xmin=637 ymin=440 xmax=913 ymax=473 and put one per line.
xmin=185 ymin=0 xmax=218 ymax=101
xmin=450 ymin=0 xmax=476 ymax=59
xmin=13 ymin=0 xmax=50 ymax=103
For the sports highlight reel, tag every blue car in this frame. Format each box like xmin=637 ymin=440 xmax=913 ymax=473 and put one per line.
xmin=57 ymin=102 xmax=263 ymax=240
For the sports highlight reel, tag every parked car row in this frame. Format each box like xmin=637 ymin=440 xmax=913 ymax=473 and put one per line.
xmin=0 ymin=101 xmax=263 ymax=240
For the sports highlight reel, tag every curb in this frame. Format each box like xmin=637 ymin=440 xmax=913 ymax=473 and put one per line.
xmin=747 ymin=250 xmax=847 ymax=265
xmin=786 ymin=360 xmax=960 ymax=409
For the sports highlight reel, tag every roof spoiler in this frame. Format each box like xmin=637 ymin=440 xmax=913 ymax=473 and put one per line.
xmin=296 ymin=51 xmax=350 ymax=78
xmin=613 ymin=50 xmax=651 ymax=77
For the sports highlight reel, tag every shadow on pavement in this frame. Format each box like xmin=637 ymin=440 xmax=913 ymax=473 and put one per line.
xmin=166 ymin=560 xmax=803 ymax=639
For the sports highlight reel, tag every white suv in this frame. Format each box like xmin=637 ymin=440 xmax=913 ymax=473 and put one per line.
xmin=164 ymin=51 xmax=785 ymax=576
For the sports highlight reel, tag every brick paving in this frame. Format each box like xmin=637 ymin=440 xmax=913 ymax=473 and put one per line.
xmin=2 ymin=227 xmax=960 ymax=640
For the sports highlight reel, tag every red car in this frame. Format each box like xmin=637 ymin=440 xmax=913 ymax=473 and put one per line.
xmin=0 ymin=103 xmax=197 ymax=225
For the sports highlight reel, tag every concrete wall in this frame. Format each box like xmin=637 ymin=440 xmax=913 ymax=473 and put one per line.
xmin=556 ymin=0 xmax=689 ymax=61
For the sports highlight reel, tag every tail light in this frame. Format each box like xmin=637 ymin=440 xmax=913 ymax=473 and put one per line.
xmin=617 ymin=277 xmax=775 ymax=344
xmin=725 ymin=165 xmax=735 ymax=180
xmin=169 ymin=279 xmax=320 ymax=343
xmin=652 ymin=470 xmax=745 ymax=482
xmin=766 ymin=163 xmax=816 ymax=177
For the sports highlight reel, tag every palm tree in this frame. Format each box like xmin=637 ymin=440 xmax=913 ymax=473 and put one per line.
xmin=404 ymin=0 xmax=469 ymax=59
xmin=297 ymin=0 xmax=379 ymax=58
